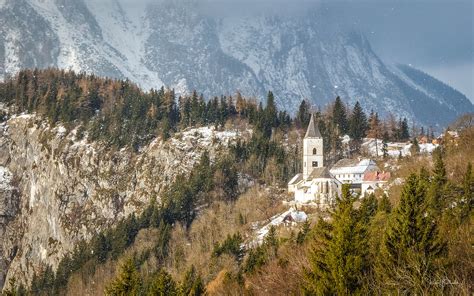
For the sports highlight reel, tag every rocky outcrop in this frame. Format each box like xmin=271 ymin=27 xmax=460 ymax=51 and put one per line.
xmin=0 ymin=113 xmax=250 ymax=290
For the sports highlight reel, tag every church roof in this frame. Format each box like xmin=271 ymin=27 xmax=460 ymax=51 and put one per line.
xmin=330 ymin=158 xmax=378 ymax=175
xmin=288 ymin=173 xmax=303 ymax=185
xmin=305 ymin=113 xmax=322 ymax=138
xmin=308 ymin=167 xmax=333 ymax=179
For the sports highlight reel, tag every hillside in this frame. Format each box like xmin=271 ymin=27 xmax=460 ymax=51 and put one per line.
xmin=0 ymin=0 xmax=472 ymax=127
xmin=0 ymin=70 xmax=472 ymax=295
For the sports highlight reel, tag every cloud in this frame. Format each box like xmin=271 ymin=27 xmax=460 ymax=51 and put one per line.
xmin=197 ymin=0 xmax=322 ymax=17
xmin=115 ymin=0 xmax=473 ymax=98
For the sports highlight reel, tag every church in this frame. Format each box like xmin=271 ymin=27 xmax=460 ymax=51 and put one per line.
xmin=288 ymin=114 xmax=342 ymax=207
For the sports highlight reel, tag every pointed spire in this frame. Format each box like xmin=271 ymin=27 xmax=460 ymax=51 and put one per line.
xmin=305 ymin=113 xmax=322 ymax=138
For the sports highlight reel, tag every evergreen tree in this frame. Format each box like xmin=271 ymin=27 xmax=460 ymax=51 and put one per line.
xmin=304 ymin=185 xmax=369 ymax=295
xmin=180 ymin=266 xmax=205 ymax=296
xmin=296 ymin=220 xmax=311 ymax=244
xmin=214 ymin=155 xmax=239 ymax=201
xmin=93 ymin=233 xmax=110 ymax=263
xmin=244 ymin=245 xmax=268 ymax=274
xmin=332 ymin=96 xmax=348 ymax=134
xmin=398 ymin=118 xmax=410 ymax=141
xmin=105 ymin=258 xmax=142 ymax=296
xmin=378 ymin=194 xmax=392 ymax=213
xmin=264 ymin=225 xmax=279 ymax=257
xmin=410 ymin=137 xmax=420 ymax=156
xmin=359 ymin=193 xmax=378 ymax=223
xmin=382 ymin=173 xmax=446 ymax=293
xmin=146 ymin=269 xmax=178 ymax=296
xmin=54 ymin=254 xmax=73 ymax=292
xmin=264 ymin=91 xmax=278 ymax=127
xmin=296 ymin=99 xmax=311 ymax=128
xmin=428 ymin=148 xmax=447 ymax=215
xmin=349 ymin=101 xmax=368 ymax=142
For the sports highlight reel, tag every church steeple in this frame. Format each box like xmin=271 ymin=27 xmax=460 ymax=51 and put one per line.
xmin=305 ymin=113 xmax=322 ymax=138
xmin=303 ymin=113 xmax=324 ymax=179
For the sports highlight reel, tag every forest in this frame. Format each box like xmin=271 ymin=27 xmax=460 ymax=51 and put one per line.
xmin=0 ymin=69 xmax=472 ymax=295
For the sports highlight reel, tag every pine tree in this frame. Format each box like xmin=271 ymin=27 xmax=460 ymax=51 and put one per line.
xmin=382 ymin=173 xmax=445 ymax=293
xmin=262 ymin=91 xmax=278 ymax=135
xmin=398 ymin=118 xmax=410 ymax=141
xmin=359 ymin=193 xmax=378 ymax=223
xmin=428 ymin=148 xmax=447 ymax=215
xmin=349 ymin=101 xmax=368 ymax=142
xmin=378 ymin=194 xmax=392 ymax=213
xmin=146 ymin=269 xmax=178 ymax=296
xmin=410 ymin=137 xmax=420 ymax=156
xmin=332 ymin=96 xmax=348 ymax=134
xmin=93 ymin=233 xmax=110 ymax=263
xmin=296 ymin=99 xmax=311 ymax=128
xmin=180 ymin=266 xmax=205 ymax=296
xmin=304 ymin=185 xmax=369 ymax=295
xmin=105 ymin=258 xmax=142 ymax=296
xmin=264 ymin=225 xmax=279 ymax=257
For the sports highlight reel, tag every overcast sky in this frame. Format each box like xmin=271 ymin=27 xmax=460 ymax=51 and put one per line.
xmin=198 ymin=0 xmax=474 ymax=100
xmin=325 ymin=0 xmax=473 ymax=101
xmin=128 ymin=0 xmax=473 ymax=100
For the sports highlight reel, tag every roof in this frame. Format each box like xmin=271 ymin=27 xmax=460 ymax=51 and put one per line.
xmin=363 ymin=171 xmax=391 ymax=182
xmin=305 ymin=113 xmax=322 ymax=138
xmin=308 ymin=167 xmax=333 ymax=179
xmin=288 ymin=173 xmax=303 ymax=185
xmin=330 ymin=158 xmax=378 ymax=175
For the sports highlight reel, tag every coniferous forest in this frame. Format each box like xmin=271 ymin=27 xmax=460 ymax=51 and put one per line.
xmin=0 ymin=69 xmax=472 ymax=295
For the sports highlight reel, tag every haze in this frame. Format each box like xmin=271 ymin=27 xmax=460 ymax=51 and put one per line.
xmin=118 ymin=0 xmax=474 ymax=100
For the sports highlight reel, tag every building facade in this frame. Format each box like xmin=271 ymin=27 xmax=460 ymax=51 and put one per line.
xmin=288 ymin=114 xmax=341 ymax=207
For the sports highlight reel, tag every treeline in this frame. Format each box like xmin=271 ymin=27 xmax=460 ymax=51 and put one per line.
xmin=236 ymin=147 xmax=472 ymax=295
xmin=302 ymin=148 xmax=473 ymax=294
xmin=0 ymin=69 xmax=290 ymax=150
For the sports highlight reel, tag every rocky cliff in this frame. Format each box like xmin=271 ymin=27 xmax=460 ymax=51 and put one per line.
xmin=0 ymin=111 xmax=250 ymax=290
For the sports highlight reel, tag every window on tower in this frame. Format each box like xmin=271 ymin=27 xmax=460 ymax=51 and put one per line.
xmin=313 ymin=148 xmax=317 ymax=155
xmin=312 ymin=161 xmax=318 ymax=167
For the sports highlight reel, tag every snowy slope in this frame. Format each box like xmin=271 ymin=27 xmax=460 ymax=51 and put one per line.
xmin=0 ymin=0 xmax=472 ymax=127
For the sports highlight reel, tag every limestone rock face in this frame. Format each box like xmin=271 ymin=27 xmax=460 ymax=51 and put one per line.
xmin=0 ymin=114 xmax=249 ymax=290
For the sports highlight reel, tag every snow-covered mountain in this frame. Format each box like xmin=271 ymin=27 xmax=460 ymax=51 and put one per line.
xmin=0 ymin=0 xmax=472 ymax=127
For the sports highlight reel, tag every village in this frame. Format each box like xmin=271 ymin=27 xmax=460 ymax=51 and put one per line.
xmin=250 ymin=113 xmax=460 ymax=244
xmin=288 ymin=113 xmax=391 ymax=207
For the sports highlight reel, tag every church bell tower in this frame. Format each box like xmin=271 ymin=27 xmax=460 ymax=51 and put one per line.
xmin=303 ymin=113 xmax=324 ymax=179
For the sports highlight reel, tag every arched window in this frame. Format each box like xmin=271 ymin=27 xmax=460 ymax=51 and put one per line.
xmin=313 ymin=148 xmax=317 ymax=155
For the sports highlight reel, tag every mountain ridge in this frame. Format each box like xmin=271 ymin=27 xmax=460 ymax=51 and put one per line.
xmin=0 ymin=0 xmax=472 ymax=127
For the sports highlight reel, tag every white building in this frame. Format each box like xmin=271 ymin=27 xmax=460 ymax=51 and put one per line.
xmin=288 ymin=114 xmax=341 ymax=207
xmin=361 ymin=171 xmax=391 ymax=196
xmin=330 ymin=158 xmax=378 ymax=190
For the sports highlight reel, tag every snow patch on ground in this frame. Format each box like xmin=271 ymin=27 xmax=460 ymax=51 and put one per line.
xmin=249 ymin=207 xmax=306 ymax=247
xmin=0 ymin=166 xmax=13 ymax=190
xmin=5 ymin=29 xmax=21 ymax=75
xmin=361 ymin=137 xmax=438 ymax=157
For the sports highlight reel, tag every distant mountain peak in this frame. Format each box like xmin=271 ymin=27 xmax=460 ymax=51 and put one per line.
xmin=0 ymin=0 xmax=472 ymax=127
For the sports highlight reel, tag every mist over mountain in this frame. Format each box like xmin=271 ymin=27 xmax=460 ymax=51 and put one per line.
xmin=0 ymin=0 xmax=472 ymax=127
